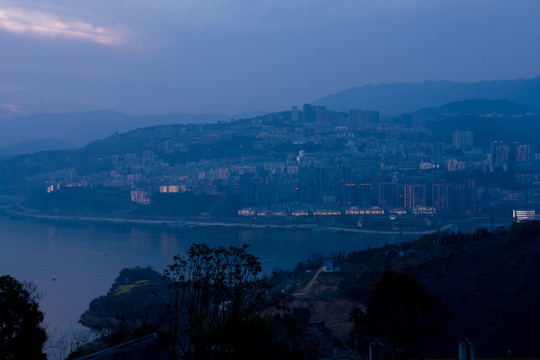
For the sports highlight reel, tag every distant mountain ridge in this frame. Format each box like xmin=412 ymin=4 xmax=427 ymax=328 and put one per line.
xmin=0 ymin=139 xmax=76 ymax=159
xmin=313 ymin=75 xmax=540 ymax=114
xmin=0 ymin=109 xmax=272 ymax=147
xmin=410 ymin=99 xmax=540 ymax=146
xmin=0 ymin=110 xmax=231 ymax=147
xmin=409 ymin=98 xmax=540 ymax=121
xmin=4 ymin=75 xmax=540 ymax=147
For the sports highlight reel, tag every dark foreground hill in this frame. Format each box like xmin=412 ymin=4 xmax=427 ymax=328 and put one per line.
xmin=340 ymin=222 xmax=540 ymax=357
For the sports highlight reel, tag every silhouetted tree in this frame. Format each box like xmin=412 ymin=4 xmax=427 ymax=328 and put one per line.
xmin=350 ymin=271 xmax=451 ymax=360
xmin=163 ymin=243 xmax=270 ymax=359
xmin=0 ymin=275 xmax=47 ymax=360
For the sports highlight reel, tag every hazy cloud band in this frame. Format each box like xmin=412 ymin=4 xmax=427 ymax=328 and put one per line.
xmin=0 ymin=104 xmax=21 ymax=112
xmin=0 ymin=7 xmax=130 ymax=46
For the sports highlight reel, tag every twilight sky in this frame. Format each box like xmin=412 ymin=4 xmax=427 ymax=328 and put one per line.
xmin=0 ymin=0 xmax=539 ymax=116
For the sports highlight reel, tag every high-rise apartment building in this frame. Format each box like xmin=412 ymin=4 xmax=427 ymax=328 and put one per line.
xmin=453 ymin=131 xmax=474 ymax=149
xmin=291 ymin=105 xmax=298 ymax=122
xmin=515 ymin=143 xmax=531 ymax=162
xmin=404 ymin=184 xmax=426 ymax=209
xmin=349 ymin=109 xmax=380 ymax=129
xmin=378 ymin=183 xmax=399 ymax=208
xmin=490 ymin=141 xmax=510 ymax=164
xmin=303 ymin=104 xmax=316 ymax=122
xmin=315 ymin=105 xmax=327 ymax=125
xmin=432 ymin=184 xmax=452 ymax=210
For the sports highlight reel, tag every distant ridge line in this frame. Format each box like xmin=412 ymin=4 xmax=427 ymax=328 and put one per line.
xmin=313 ymin=75 xmax=540 ymax=115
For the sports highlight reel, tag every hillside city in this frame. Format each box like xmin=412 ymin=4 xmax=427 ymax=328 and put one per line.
xmin=9 ymin=101 xmax=540 ymax=232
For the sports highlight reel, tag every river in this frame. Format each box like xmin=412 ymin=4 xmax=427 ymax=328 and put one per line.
xmin=0 ymin=217 xmax=417 ymax=357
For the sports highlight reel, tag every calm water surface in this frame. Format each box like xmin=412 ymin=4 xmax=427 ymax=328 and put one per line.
xmin=0 ymin=217 xmax=415 ymax=337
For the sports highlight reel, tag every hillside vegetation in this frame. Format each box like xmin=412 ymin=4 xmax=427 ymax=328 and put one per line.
xmin=339 ymin=222 xmax=540 ymax=357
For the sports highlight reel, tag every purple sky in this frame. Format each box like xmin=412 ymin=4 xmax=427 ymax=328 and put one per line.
xmin=1 ymin=0 xmax=539 ymax=116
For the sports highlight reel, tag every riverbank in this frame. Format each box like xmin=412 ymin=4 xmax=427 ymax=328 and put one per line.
xmin=3 ymin=208 xmax=454 ymax=235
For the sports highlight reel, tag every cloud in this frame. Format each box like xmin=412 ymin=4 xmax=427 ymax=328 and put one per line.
xmin=0 ymin=6 xmax=130 ymax=46
xmin=0 ymin=83 xmax=18 ymax=94
xmin=0 ymin=104 xmax=21 ymax=112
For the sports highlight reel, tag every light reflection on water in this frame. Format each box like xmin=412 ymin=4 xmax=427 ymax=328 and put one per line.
xmin=0 ymin=217 xmax=415 ymax=350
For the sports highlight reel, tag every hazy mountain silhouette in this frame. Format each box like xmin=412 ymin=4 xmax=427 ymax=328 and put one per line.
xmin=313 ymin=75 xmax=540 ymax=114
xmin=410 ymin=99 xmax=540 ymax=146
xmin=0 ymin=139 xmax=76 ymax=159
xmin=0 ymin=111 xmax=230 ymax=147
xmin=409 ymin=98 xmax=540 ymax=121
xmin=230 ymin=110 xmax=267 ymax=119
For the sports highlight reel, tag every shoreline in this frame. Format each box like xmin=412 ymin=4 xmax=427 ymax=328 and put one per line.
xmin=3 ymin=209 xmax=454 ymax=235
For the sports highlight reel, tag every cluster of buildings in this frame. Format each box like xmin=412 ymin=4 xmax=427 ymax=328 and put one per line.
xmin=31 ymin=105 xmax=540 ymax=223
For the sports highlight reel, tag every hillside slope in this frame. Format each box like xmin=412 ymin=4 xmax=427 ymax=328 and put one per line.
xmin=339 ymin=222 xmax=540 ymax=356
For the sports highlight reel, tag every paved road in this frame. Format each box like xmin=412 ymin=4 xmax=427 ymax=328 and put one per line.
xmin=293 ymin=266 xmax=325 ymax=297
